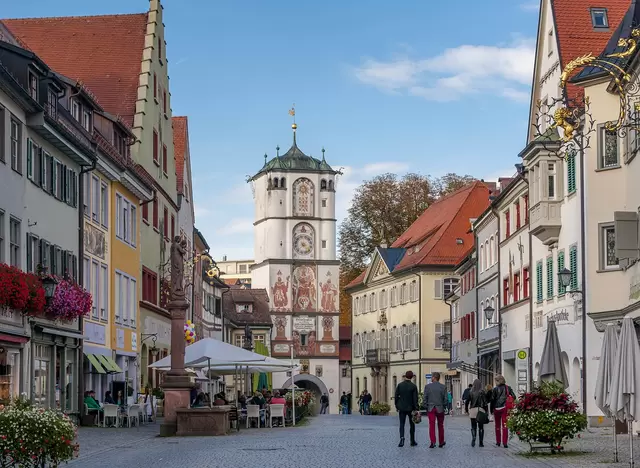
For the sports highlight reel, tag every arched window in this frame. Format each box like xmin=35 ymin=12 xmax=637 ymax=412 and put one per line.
xmin=392 ymin=375 xmax=398 ymax=391
xmin=292 ymin=222 xmax=315 ymax=259
xmin=489 ymin=236 xmax=494 ymax=265
xmin=370 ymin=292 xmax=376 ymax=311
xmin=280 ymin=177 xmax=286 ymax=188
xmin=380 ymin=289 xmax=387 ymax=308
xmin=320 ymin=179 xmax=327 ymax=190
xmin=273 ymin=178 xmax=279 ymax=188
xmin=364 ymin=376 xmax=368 ymax=392
xmin=486 ymin=240 xmax=490 ymax=265
xmin=328 ymin=180 xmax=334 ymax=191
xmin=292 ymin=178 xmax=315 ymax=216
xmin=480 ymin=244 xmax=485 ymax=271
xmin=356 ymin=377 xmax=360 ymax=396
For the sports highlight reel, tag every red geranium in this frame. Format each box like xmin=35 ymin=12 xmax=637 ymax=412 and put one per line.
xmin=0 ymin=264 xmax=30 ymax=311
xmin=23 ymin=273 xmax=45 ymax=314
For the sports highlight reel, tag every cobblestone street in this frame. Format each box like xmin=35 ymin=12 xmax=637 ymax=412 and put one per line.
xmin=70 ymin=414 xmax=636 ymax=467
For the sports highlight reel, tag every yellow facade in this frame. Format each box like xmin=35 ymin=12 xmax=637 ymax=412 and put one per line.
xmin=110 ymin=181 xmax=142 ymax=357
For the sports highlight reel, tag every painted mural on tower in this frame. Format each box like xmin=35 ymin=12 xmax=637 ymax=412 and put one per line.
xmin=319 ymin=270 xmax=338 ymax=312
xmin=271 ymin=270 xmax=290 ymax=312
xmin=292 ymin=178 xmax=315 ymax=216
xmin=292 ymin=264 xmax=317 ymax=312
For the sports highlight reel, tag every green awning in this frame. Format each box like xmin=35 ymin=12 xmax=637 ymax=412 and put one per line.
xmin=97 ymin=355 xmax=122 ymax=373
xmin=85 ymin=353 xmax=106 ymax=374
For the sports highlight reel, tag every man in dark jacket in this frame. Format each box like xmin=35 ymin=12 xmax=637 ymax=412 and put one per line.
xmin=462 ymin=384 xmax=472 ymax=414
xmin=319 ymin=393 xmax=329 ymax=414
xmin=395 ymin=370 xmax=419 ymax=447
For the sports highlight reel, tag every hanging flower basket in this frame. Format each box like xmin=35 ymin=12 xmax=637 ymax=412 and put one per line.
xmin=44 ymin=278 xmax=92 ymax=322
xmin=0 ymin=264 xmax=29 ymax=311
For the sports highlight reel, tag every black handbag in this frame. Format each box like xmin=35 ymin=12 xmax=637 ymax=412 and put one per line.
xmin=476 ymin=407 xmax=489 ymax=425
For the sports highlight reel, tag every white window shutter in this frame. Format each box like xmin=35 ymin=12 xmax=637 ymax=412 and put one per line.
xmin=615 ymin=211 xmax=639 ymax=260
xmin=434 ymin=279 xmax=443 ymax=299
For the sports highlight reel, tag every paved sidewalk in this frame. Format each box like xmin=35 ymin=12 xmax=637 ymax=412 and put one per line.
xmin=75 ymin=421 xmax=160 ymax=463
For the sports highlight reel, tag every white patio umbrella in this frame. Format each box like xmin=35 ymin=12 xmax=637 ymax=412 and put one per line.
xmin=594 ymin=323 xmax=620 ymax=463
xmin=607 ymin=316 xmax=640 ymax=468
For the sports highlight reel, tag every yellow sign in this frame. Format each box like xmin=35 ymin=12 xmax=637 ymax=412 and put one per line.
xmin=517 ymin=350 xmax=527 ymax=360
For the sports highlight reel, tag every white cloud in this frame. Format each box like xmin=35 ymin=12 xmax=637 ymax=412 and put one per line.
xmin=352 ymin=38 xmax=535 ymax=102
xmin=520 ymin=2 xmax=539 ymax=12
xmin=216 ymin=218 xmax=254 ymax=236
xmin=194 ymin=204 xmax=211 ymax=218
xmin=224 ymin=182 xmax=254 ymax=204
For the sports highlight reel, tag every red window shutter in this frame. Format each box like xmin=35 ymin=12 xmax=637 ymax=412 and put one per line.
xmin=523 ymin=268 xmax=529 ymax=298
xmin=142 ymin=202 xmax=149 ymax=222
xmin=163 ymin=145 xmax=168 ymax=174
xmin=466 ymin=315 xmax=471 ymax=340
xmin=163 ymin=207 xmax=169 ymax=238
xmin=514 ymin=274 xmax=520 ymax=302
xmin=461 ymin=316 xmax=466 ymax=341
xmin=503 ymin=278 xmax=509 ymax=306
xmin=153 ymin=198 xmax=158 ymax=228
xmin=153 ymin=130 xmax=159 ymax=163
xmin=505 ymin=210 xmax=511 ymax=237
xmin=171 ymin=215 xmax=175 ymax=239
xmin=524 ymin=195 xmax=529 ymax=224
xmin=516 ymin=202 xmax=521 ymax=230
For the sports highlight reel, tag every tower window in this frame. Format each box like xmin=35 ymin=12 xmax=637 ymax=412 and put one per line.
xmin=591 ymin=8 xmax=608 ymax=28
xmin=322 ymin=199 xmax=327 ymax=207
xmin=321 ymin=179 xmax=327 ymax=190
xmin=328 ymin=180 xmax=334 ymax=191
xmin=273 ymin=178 xmax=279 ymax=188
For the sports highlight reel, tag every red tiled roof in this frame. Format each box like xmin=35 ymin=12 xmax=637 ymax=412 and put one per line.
xmin=347 ymin=182 xmax=490 ymax=288
xmin=552 ymin=0 xmax=629 ymax=102
xmin=1 ymin=13 xmax=148 ymax=126
xmin=172 ymin=116 xmax=188 ymax=195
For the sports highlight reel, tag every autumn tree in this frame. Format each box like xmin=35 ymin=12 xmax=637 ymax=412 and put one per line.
xmin=337 ymin=172 xmax=476 ymax=323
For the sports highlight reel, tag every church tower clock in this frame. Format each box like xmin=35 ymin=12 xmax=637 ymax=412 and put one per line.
xmin=249 ymin=116 xmax=341 ymax=410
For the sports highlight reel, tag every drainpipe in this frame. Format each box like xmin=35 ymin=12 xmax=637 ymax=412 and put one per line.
xmin=491 ymin=206 xmax=501 ymax=377
xmin=474 ymin=230 xmax=480 ymax=378
xmin=578 ymin=134 xmax=588 ymax=416
xmin=414 ymin=272 xmax=422 ymax=391
xmin=444 ymin=295 xmax=452 ymax=389
xmin=528 ymin=230 xmax=534 ymax=392
xmin=78 ymin=160 xmax=96 ymax=423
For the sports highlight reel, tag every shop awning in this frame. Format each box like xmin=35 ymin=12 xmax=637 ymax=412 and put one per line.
xmin=0 ymin=334 xmax=29 ymax=344
xmin=97 ymin=355 xmax=123 ymax=373
xmin=84 ymin=353 xmax=106 ymax=374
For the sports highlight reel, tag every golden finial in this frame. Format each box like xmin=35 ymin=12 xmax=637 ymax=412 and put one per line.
xmin=289 ymin=104 xmax=297 ymax=130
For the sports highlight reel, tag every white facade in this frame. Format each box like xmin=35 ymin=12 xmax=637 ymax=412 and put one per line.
xmin=250 ymin=132 xmax=340 ymax=411
xmin=201 ymin=278 xmax=223 ymax=341
xmin=524 ymin=0 xmax=586 ymax=410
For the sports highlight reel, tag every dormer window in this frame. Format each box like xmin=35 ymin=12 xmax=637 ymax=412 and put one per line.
xmin=237 ymin=304 xmax=252 ymax=313
xmin=71 ymin=100 xmax=80 ymax=121
xmin=591 ymin=8 xmax=608 ymax=28
xmin=46 ymin=89 xmax=57 ymax=119
xmin=28 ymin=72 xmax=38 ymax=99
xmin=82 ymin=110 xmax=91 ymax=132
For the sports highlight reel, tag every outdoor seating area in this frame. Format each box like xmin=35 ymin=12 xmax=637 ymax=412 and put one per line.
xmin=84 ymin=393 xmax=157 ymax=429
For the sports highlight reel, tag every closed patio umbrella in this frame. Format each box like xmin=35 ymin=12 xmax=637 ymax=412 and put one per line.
xmin=607 ymin=316 xmax=640 ymax=468
xmin=538 ymin=320 xmax=569 ymax=389
xmin=594 ymin=323 xmax=620 ymax=463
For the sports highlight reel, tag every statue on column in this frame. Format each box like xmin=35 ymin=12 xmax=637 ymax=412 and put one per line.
xmin=170 ymin=235 xmax=187 ymax=301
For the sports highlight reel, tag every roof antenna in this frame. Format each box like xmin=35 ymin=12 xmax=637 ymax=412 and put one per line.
xmin=288 ymin=104 xmax=297 ymax=146
xmin=322 ymin=147 xmax=326 ymax=162
xmin=264 ymin=153 xmax=267 ymax=164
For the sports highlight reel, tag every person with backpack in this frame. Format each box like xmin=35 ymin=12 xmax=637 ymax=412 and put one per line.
xmin=489 ymin=375 xmax=516 ymax=448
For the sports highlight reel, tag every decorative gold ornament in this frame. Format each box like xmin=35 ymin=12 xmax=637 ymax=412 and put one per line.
xmin=550 ymin=107 xmax=577 ymax=141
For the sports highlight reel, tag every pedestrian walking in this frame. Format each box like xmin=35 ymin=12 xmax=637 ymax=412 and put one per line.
xmin=319 ymin=393 xmax=329 ymax=414
xmin=422 ymin=372 xmax=447 ymax=448
xmin=447 ymin=390 xmax=453 ymax=415
xmin=395 ymin=370 xmax=419 ymax=447
xmin=340 ymin=392 xmax=349 ymax=414
xmin=462 ymin=384 xmax=472 ymax=414
xmin=362 ymin=390 xmax=372 ymax=415
xmin=465 ymin=379 xmax=489 ymax=447
xmin=346 ymin=392 xmax=352 ymax=414
xmin=490 ymin=375 xmax=516 ymax=448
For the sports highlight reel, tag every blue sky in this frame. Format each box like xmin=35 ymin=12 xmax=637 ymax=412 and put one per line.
xmin=4 ymin=0 xmax=540 ymax=260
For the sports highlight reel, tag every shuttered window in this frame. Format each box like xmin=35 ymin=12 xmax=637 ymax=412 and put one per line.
xmin=536 ymin=261 xmax=543 ymax=303
xmin=569 ymin=246 xmax=578 ymax=290
xmin=558 ymin=250 xmax=566 ymax=295
xmin=546 ymin=257 xmax=554 ymax=298
xmin=567 ymin=151 xmax=576 ymax=194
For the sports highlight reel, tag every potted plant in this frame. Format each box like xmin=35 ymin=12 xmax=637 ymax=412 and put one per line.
xmin=370 ymin=401 xmax=391 ymax=416
xmin=507 ymin=381 xmax=587 ymax=452
xmin=0 ymin=264 xmax=29 ymax=312
xmin=0 ymin=397 xmax=78 ymax=467
xmin=44 ymin=278 xmax=92 ymax=322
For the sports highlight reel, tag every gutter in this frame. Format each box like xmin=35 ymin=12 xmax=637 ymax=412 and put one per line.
xmin=579 ymin=133 xmax=588 ymax=416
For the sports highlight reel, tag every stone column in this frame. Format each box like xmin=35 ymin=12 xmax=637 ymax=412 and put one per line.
xmin=160 ymin=237 xmax=195 ymax=437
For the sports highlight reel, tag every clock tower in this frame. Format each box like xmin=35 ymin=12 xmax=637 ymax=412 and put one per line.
xmin=249 ymin=119 xmax=341 ymax=411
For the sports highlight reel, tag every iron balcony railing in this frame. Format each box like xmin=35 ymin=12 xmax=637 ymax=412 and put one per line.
xmin=365 ymin=348 xmax=390 ymax=366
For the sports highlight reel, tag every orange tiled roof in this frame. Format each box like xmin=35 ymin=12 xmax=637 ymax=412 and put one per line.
xmin=552 ymin=0 xmax=629 ymax=103
xmin=347 ymin=182 xmax=490 ymax=288
xmin=172 ymin=116 xmax=188 ymax=195
xmin=1 ymin=13 xmax=148 ymax=126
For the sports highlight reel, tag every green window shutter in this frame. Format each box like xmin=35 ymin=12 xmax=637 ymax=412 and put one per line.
xmin=546 ymin=257 xmax=554 ymax=298
xmin=536 ymin=261 xmax=543 ymax=303
xmin=26 ymin=139 xmax=33 ymax=180
xmin=570 ymin=247 xmax=578 ymax=290
xmin=558 ymin=251 xmax=566 ymax=295
xmin=567 ymin=152 xmax=576 ymax=194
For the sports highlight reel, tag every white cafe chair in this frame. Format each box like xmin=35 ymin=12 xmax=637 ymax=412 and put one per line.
xmin=269 ymin=404 xmax=285 ymax=428
xmin=246 ymin=405 xmax=261 ymax=428
xmin=125 ymin=404 xmax=140 ymax=427
xmin=102 ymin=404 xmax=119 ymax=427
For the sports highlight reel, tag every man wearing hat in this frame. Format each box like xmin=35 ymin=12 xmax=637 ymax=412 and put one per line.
xmin=394 ymin=370 xmax=419 ymax=447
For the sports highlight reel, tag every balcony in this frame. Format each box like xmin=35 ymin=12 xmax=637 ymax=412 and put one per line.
xmin=365 ymin=348 xmax=390 ymax=367
xmin=529 ymin=200 xmax=562 ymax=245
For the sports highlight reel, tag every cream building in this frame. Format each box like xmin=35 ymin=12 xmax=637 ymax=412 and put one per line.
xmin=568 ymin=2 xmax=640 ymax=424
xmin=347 ymin=182 xmax=490 ymax=408
xmin=217 ymin=257 xmax=253 ymax=286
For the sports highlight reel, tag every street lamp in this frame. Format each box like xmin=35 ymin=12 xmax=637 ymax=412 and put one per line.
xmin=142 ymin=334 xmax=159 ymax=358
xmin=558 ymin=268 xmax=572 ymax=289
xmin=439 ymin=333 xmax=451 ymax=351
xmin=484 ymin=305 xmax=496 ymax=325
xmin=38 ymin=266 xmax=58 ymax=304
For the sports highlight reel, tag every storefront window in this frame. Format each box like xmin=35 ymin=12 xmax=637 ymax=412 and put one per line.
xmin=34 ymin=345 xmax=51 ymax=407
xmin=66 ymin=348 xmax=76 ymax=412
xmin=0 ymin=349 xmax=20 ymax=403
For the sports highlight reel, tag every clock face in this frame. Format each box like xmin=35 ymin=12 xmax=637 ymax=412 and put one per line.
xmin=294 ymin=234 xmax=313 ymax=256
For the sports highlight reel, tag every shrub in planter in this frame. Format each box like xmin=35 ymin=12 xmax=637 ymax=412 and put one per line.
xmin=285 ymin=390 xmax=316 ymax=417
xmin=370 ymin=402 xmax=391 ymax=415
xmin=507 ymin=381 xmax=587 ymax=451
xmin=0 ymin=398 xmax=78 ymax=467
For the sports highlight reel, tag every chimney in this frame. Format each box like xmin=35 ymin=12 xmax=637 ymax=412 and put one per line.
xmin=223 ymin=255 xmax=227 ymax=261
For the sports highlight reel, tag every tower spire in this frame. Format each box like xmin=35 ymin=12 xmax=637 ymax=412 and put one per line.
xmin=288 ymin=104 xmax=297 ymax=146
xmin=322 ymin=147 xmax=326 ymax=162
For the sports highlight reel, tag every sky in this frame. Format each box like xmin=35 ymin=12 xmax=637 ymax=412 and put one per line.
xmin=4 ymin=0 xmax=541 ymax=261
